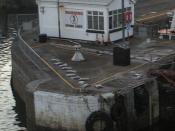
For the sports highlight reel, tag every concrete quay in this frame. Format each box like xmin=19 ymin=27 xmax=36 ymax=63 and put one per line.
xmin=10 ymin=0 xmax=175 ymax=131
xmin=11 ymin=24 xmax=175 ymax=131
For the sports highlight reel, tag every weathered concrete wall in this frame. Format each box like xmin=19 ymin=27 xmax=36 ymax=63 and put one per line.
xmin=11 ymin=35 xmax=48 ymax=101
xmin=26 ymin=78 xmax=51 ymax=131
xmin=146 ymin=78 xmax=159 ymax=124
xmin=34 ymin=91 xmax=100 ymax=131
xmin=12 ymin=38 xmax=34 ymax=102
xmin=11 ymin=33 xmax=51 ymax=131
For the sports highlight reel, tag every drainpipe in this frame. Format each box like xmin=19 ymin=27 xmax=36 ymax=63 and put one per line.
xmin=96 ymin=33 xmax=99 ymax=44
xmin=122 ymin=0 xmax=125 ymax=41
xmin=58 ymin=1 xmax=61 ymax=38
xmin=106 ymin=8 xmax=111 ymax=44
xmin=108 ymin=33 xmax=111 ymax=44
xmin=101 ymin=34 xmax=104 ymax=45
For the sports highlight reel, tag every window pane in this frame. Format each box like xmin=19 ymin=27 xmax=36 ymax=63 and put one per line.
xmin=118 ymin=9 xmax=122 ymax=13
xmin=109 ymin=16 xmax=112 ymax=29
xmin=113 ymin=10 xmax=117 ymax=14
xmin=93 ymin=11 xmax=98 ymax=15
xmin=99 ymin=12 xmax=103 ymax=16
xmin=93 ymin=16 xmax=98 ymax=29
xmin=88 ymin=11 xmax=92 ymax=15
xmin=87 ymin=11 xmax=104 ymax=30
xmin=109 ymin=11 xmax=112 ymax=15
xmin=118 ymin=13 xmax=123 ymax=27
xmin=88 ymin=16 xmax=93 ymax=29
xmin=113 ymin=15 xmax=118 ymax=28
xmin=127 ymin=7 xmax=131 ymax=11
xmin=99 ymin=16 xmax=104 ymax=30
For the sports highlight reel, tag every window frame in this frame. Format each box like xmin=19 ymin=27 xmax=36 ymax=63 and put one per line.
xmin=87 ymin=11 xmax=104 ymax=31
xmin=109 ymin=7 xmax=132 ymax=31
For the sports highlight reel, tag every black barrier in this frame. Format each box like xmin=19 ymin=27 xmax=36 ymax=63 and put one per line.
xmin=39 ymin=34 xmax=47 ymax=43
xmin=113 ymin=45 xmax=130 ymax=66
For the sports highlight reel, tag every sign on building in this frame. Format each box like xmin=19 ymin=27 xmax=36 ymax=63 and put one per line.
xmin=64 ymin=9 xmax=84 ymax=29
xmin=124 ymin=11 xmax=132 ymax=24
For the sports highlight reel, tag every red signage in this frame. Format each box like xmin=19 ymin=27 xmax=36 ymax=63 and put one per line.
xmin=65 ymin=11 xmax=83 ymax=15
xmin=124 ymin=11 xmax=132 ymax=23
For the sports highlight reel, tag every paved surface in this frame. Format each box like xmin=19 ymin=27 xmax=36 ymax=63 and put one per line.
xmin=12 ymin=0 xmax=175 ymax=94
xmin=136 ymin=0 xmax=175 ymax=17
xmin=136 ymin=0 xmax=175 ymax=23
xmin=20 ymin=30 xmax=175 ymax=94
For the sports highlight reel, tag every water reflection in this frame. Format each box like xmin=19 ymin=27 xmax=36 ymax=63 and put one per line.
xmin=0 ymin=31 xmax=27 ymax=131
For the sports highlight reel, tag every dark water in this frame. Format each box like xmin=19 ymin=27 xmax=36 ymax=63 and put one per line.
xmin=0 ymin=29 xmax=27 ymax=131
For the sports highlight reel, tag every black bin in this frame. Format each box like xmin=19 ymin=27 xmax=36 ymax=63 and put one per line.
xmin=39 ymin=34 xmax=47 ymax=43
xmin=113 ymin=46 xmax=130 ymax=66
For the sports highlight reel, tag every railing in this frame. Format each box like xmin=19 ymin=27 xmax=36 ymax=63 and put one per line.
xmin=134 ymin=23 xmax=160 ymax=39
xmin=16 ymin=18 xmax=79 ymax=90
xmin=8 ymin=13 xmax=38 ymax=29
xmin=16 ymin=26 xmax=47 ymax=72
xmin=13 ymin=13 xmax=48 ymax=72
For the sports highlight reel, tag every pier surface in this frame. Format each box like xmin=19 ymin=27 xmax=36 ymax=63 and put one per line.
xmin=136 ymin=0 xmax=175 ymax=23
xmin=18 ymin=30 xmax=175 ymax=94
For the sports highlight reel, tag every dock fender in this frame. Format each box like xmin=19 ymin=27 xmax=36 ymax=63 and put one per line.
xmin=85 ymin=111 xmax=113 ymax=131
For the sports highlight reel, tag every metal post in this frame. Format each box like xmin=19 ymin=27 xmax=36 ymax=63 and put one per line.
xmin=58 ymin=2 xmax=61 ymax=38
xmin=122 ymin=0 xmax=125 ymax=41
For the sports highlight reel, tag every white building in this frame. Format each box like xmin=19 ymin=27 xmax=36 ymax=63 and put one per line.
xmin=36 ymin=0 xmax=135 ymax=42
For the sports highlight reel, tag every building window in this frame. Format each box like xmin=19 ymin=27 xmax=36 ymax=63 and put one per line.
xmin=87 ymin=11 xmax=104 ymax=31
xmin=109 ymin=7 xmax=132 ymax=30
xmin=125 ymin=7 xmax=132 ymax=12
xmin=109 ymin=9 xmax=122 ymax=30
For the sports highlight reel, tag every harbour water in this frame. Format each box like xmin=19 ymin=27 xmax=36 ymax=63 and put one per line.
xmin=0 ymin=31 xmax=27 ymax=131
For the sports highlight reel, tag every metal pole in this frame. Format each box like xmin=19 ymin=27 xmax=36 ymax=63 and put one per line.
xmin=122 ymin=0 xmax=125 ymax=41
xmin=58 ymin=2 xmax=61 ymax=38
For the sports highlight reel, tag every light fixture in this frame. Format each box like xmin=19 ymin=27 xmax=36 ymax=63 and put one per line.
xmin=40 ymin=7 xmax=45 ymax=14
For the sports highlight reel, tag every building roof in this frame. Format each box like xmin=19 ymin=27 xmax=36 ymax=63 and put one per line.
xmin=59 ymin=0 xmax=114 ymax=5
xmin=36 ymin=0 xmax=113 ymax=5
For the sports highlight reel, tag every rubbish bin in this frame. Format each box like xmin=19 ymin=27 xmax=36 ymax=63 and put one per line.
xmin=113 ymin=43 xmax=130 ymax=66
xmin=39 ymin=34 xmax=47 ymax=43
